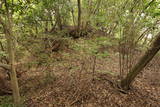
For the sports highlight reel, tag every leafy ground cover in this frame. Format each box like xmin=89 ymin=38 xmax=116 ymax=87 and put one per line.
xmin=0 ymin=36 xmax=160 ymax=107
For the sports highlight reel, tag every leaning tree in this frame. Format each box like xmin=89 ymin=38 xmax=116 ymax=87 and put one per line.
xmin=120 ymin=32 xmax=160 ymax=90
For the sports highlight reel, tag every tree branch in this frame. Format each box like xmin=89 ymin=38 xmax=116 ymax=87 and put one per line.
xmin=0 ymin=16 xmax=6 ymax=28
xmin=0 ymin=16 xmax=8 ymax=34
xmin=0 ymin=63 xmax=10 ymax=70
xmin=144 ymin=0 xmax=155 ymax=10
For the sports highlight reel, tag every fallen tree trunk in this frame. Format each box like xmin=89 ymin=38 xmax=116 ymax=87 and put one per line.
xmin=120 ymin=32 xmax=160 ymax=90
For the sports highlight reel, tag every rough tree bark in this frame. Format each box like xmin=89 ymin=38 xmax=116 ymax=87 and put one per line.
xmin=120 ymin=32 xmax=160 ymax=90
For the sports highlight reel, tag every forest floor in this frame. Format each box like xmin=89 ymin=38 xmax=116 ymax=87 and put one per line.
xmin=0 ymin=36 xmax=160 ymax=107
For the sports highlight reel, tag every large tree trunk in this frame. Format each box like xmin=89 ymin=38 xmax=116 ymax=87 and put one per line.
xmin=120 ymin=32 xmax=160 ymax=90
xmin=0 ymin=0 xmax=20 ymax=105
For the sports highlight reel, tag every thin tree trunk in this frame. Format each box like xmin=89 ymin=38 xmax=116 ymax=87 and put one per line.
xmin=77 ymin=0 xmax=81 ymax=35
xmin=0 ymin=0 xmax=20 ymax=105
xmin=120 ymin=32 xmax=160 ymax=90
xmin=45 ymin=19 xmax=49 ymax=32
xmin=49 ymin=11 xmax=54 ymax=27
xmin=92 ymin=0 xmax=102 ymax=15
xmin=85 ymin=0 xmax=101 ymax=30
xmin=71 ymin=9 xmax=76 ymax=26
xmin=54 ymin=6 xmax=62 ymax=30
xmin=1 ymin=17 xmax=21 ymax=106
xmin=68 ymin=0 xmax=76 ymax=26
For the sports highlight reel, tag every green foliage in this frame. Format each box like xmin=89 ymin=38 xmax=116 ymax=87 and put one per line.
xmin=145 ymin=0 xmax=160 ymax=17
xmin=96 ymin=51 xmax=110 ymax=58
xmin=0 ymin=96 xmax=13 ymax=107
xmin=1 ymin=0 xmax=159 ymax=63
xmin=1 ymin=0 xmax=160 ymax=106
xmin=0 ymin=96 xmax=26 ymax=107
xmin=0 ymin=51 xmax=7 ymax=58
xmin=72 ymin=37 xmax=113 ymax=58
xmin=95 ymin=37 xmax=113 ymax=46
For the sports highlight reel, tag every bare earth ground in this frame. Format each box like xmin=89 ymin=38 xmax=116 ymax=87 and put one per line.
xmin=1 ymin=37 xmax=159 ymax=107
xmin=19 ymin=46 xmax=160 ymax=107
